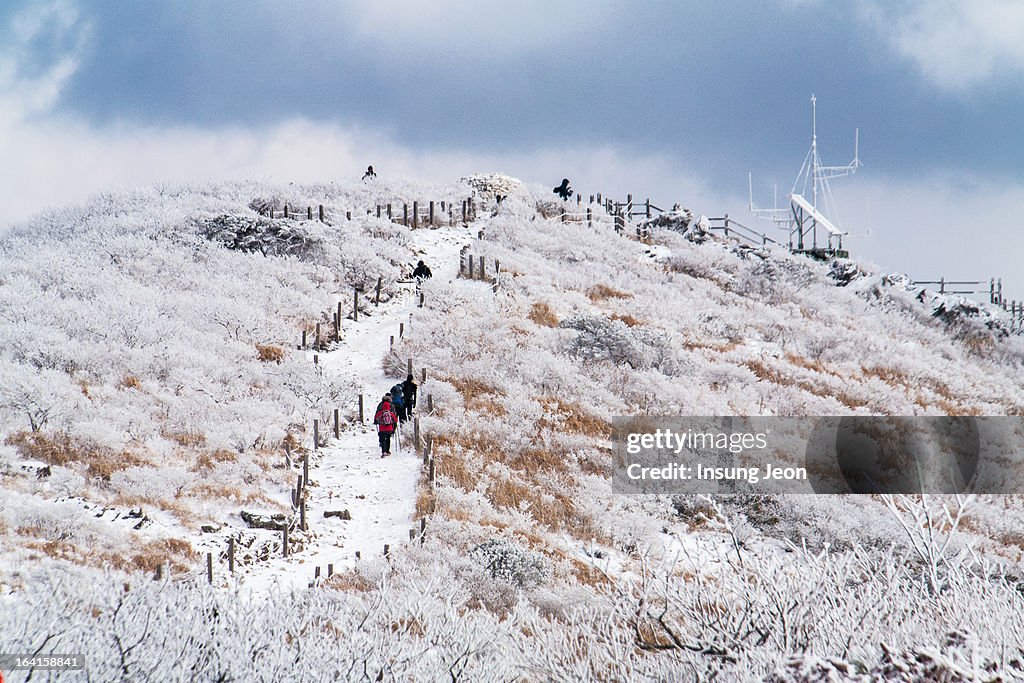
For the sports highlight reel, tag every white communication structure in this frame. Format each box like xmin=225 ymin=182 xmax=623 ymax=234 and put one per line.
xmin=749 ymin=95 xmax=861 ymax=255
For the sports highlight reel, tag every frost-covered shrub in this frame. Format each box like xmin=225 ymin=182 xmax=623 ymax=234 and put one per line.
xmin=560 ymin=315 xmax=679 ymax=373
xmin=471 ymin=539 xmax=547 ymax=588
xmin=199 ymin=213 xmax=322 ymax=259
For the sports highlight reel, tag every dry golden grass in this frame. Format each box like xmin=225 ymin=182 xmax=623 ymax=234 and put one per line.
xmin=587 ymin=284 xmax=632 ymax=301
xmin=162 ymin=428 xmax=207 ymax=448
xmin=325 ymin=570 xmax=376 ymax=593
xmin=861 ymin=364 xmax=912 ymax=391
xmin=744 ymin=359 xmax=869 ymax=410
xmin=190 ymin=453 xmax=215 ymax=472
xmin=432 ymin=447 xmax=478 ymax=493
xmin=127 ymin=537 xmax=196 ymax=573
xmin=786 ymin=352 xmax=842 ymax=378
xmin=485 ymin=478 xmax=582 ymax=532
xmin=446 ymin=377 xmax=505 ymax=403
xmin=578 ymin=450 xmax=612 ymax=477
xmin=415 ymin=485 xmax=436 ymax=518
xmin=509 ymin=448 xmax=570 ymax=476
xmin=118 ymin=374 xmax=142 ymax=390
xmin=610 ymin=313 xmax=644 ymax=327
xmin=537 ymin=398 xmax=612 ymax=438
xmin=682 ymin=338 xmax=740 ymax=353
xmin=6 ymin=431 xmax=147 ymax=480
xmin=256 ymin=343 xmax=285 ymax=364
xmin=24 ymin=534 xmax=195 ymax=574
xmin=528 ymin=302 xmax=560 ymax=327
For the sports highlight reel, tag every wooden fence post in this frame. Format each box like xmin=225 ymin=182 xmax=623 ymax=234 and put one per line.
xmin=283 ymin=525 xmax=289 ymax=557
xmin=384 ymin=544 xmax=390 ymax=558
xmin=318 ymin=204 xmax=325 ymax=222
xmin=479 ymin=255 xmax=486 ymax=280
xmin=228 ymin=537 xmax=235 ymax=574
xmin=429 ymin=200 xmax=435 ymax=226
xmin=413 ymin=201 xmax=419 ymax=229
xmin=303 ymin=451 xmax=309 ymax=483
xmin=284 ymin=205 xmax=290 ymax=219
xmin=333 ymin=408 xmax=340 ymax=439
xmin=420 ymin=517 xmax=426 ymax=544
xmin=307 ymin=206 xmax=313 ymax=220
xmin=374 ymin=276 xmax=383 ymax=306
xmin=358 ymin=394 xmax=364 ymax=423
xmin=336 ymin=301 xmax=342 ymax=340
xmin=313 ymin=419 xmax=319 ymax=450
xmin=353 ymin=286 xmax=359 ymax=321
xmin=421 ymin=368 xmax=427 ymax=383
xmin=376 ymin=205 xmax=382 ymax=219
xmin=315 ymin=323 xmax=321 ymax=350
xmin=400 ymin=322 xmax=405 ymax=338
xmin=468 ymin=255 xmax=475 ymax=279
xmin=407 ymin=358 xmax=413 ymax=376
xmin=462 ymin=200 xmax=467 ymax=224
xmin=300 ymin=499 xmax=307 ymax=531
xmin=429 ymin=458 xmax=435 ymax=482
xmin=414 ymin=417 xmax=421 ymax=454
xmin=427 ymin=394 xmax=433 ymax=413
xmin=301 ymin=329 xmax=307 ymax=350
xmin=494 ymin=259 xmax=500 ymax=274
xmin=403 ymin=203 xmax=409 ymax=226
xmin=346 ymin=210 xmax=351 ymax=221
xmin=207 ymin=552 xmax=213 ymax=584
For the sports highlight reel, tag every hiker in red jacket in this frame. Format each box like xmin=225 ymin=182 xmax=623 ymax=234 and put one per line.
xmin=374 ymin=393 xmax=398 ymax=457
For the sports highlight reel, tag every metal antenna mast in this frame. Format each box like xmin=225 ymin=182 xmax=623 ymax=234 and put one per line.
xmin=749 ymin=95 xmax=861 ymax=255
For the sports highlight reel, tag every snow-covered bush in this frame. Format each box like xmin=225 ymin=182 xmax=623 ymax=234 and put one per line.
xmin=471 ymin=539 xmax=547 ymax=588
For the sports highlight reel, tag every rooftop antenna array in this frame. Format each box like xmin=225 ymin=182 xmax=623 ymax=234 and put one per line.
xmin=749 ymin=95 xmax=861 ymax=257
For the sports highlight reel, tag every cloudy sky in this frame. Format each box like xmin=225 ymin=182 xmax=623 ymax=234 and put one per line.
xmin=2 ymin=1 xmax=1023 ymax=294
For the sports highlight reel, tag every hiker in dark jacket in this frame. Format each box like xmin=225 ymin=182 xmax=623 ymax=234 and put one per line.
xmin=402 ymin=374 xmax=418 ymax=416
xmin=553 ymin=178 xmax=573 ymax=200
xmin=363 ymin=165 xmax=376 ymax=180
xmin=412 ymin=260 xmax=432 ymax=280
xmin=373 ymin=394 xmax=398 ymax=457
xmin=390 ymin=383 xmax=406 ymax=422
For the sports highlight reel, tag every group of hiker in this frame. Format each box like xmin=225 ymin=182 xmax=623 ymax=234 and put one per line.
xmin=372 ymin=374 xmax=418 ymax=458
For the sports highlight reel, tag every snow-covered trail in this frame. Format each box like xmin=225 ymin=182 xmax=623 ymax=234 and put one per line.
xmin=228 ymin=225 xmax=472 ymax=595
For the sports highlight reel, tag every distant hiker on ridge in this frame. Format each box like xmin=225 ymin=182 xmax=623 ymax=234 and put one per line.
xmin=373 ymin=393 xmax=398 ymax=457
xmin=553 ymin=178 xmax=573 ymax=201
xmin=363 ymin=165 xmax=376 ymax=180
xmin=413 ymin=260 xmax=432 ymax=281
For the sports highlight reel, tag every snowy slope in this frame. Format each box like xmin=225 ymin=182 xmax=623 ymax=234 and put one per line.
xmin=2 ymin=174 xmax=1024 ymax=681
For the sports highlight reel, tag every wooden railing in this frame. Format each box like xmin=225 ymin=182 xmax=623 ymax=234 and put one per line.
xmin=258 ymin=198 xmax=479 ymax=227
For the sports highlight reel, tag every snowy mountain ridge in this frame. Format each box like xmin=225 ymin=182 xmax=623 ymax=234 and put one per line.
xmin=2 ymin=174 xmax=1024 ymax=681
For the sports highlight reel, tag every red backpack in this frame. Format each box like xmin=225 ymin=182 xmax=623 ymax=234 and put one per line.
xmin=375 ymin=403 xmax=396 ymax=430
